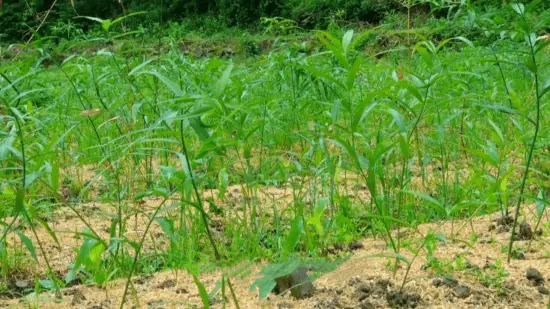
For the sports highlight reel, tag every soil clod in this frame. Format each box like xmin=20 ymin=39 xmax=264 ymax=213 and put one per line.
xmin=494 ymin=215 xmax=514 ymax=226
xmin=386 ymin=290 xmax=421 ymax=308
xmin=155 ymin=279 xmax=176 ymax=289
xmin=70 ymin=289 xmax=86 ymax=306
xmin=526 ymin=268 xmax=544 ymax=284
xmin=538 ymin=286 xmax=549 ymax=295
xmin=348 ymin=241 xmax=364 ymax=251
xmin=517 ymin=221 xmax=534 ymax=240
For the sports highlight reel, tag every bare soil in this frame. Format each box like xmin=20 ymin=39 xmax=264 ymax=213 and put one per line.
xmin=1 ymin=164 xmax=549 ymax=308
xmin=1 ymin=201 xmax=549 ymax=308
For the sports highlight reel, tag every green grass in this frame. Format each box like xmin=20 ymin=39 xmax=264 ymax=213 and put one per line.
xmin=0 ymin=3 xmax=549 ymax=307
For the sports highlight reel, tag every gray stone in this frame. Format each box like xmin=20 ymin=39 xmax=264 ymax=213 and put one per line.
xmin=275 ymin=267 xmax=314 ymax=299
xmin=453 ymin=285 xmax=471 ymax=298
xmin=526 ymin=268 xmax=544 ymax=284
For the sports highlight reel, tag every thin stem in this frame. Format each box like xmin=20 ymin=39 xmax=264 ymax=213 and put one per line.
xmin=507 ymin=22 xmax=541 ymax=263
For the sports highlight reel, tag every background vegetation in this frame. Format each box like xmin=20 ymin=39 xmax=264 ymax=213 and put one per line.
xmin=0 ymin=0 xmax=550 ymax=308
xmin=2 ymin=0 xmax=550 ymax=43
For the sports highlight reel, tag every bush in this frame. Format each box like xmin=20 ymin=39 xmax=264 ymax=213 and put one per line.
xmin=289 ymin=0 xmax=400 ymax=29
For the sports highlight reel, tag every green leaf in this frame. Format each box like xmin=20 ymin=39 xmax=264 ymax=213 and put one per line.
xmin=250 ymin=260 xmax=301 ymax=299
xmin=193 ymin=275 xmax=210 ymax=309
xmin=346 ymin=57 xmax=362 ymax=90
xmin=367 ymin=253 xmax=410 ymax=264
xmin=14 ymin=187 xmax=24 ymax=215
xmin=536 ymin=190 xmax=547 ymax=217
xmin=316 ymin=31 xmax=349 ymax=68
xmin=387 ymin=109 xmax=407 ymax=133
xmin=145 ymin=71 xmax=184 ymax=96
xmin=540 ymin=76 xmax=550 ymax=99
xmin=511 ymin=3 xmax=525 ymax=15
xmin=50 ymin=160 xmax=59 ymax=194
xmin=342 ymin=30 xmax=354 ymax=54
xmin=155 ymin=218 xmax=177 ymax=246
xmin=213 ymin=63 xmax=233 ymax=100
xmin=217 ymin=169 xmax=229 ymax=199
xmin=415 ymin=46 xmax=433 ymax=68
xmin=189 ymin=117 xmax=211 ymax=141
xmin=402 ymin=190 xmax=445 ymax=213
xmin=17 ymin=232 xmax=38 ymax=262
xmin=111 ymin=11 xmax=146 ymax=26
xmin=66 ymin=238 xmax=96 ymax=283
xmin=35 ymin=217 xmax=61 ymax=248
xmin=283 ymin=217 xmax=303 ymax=255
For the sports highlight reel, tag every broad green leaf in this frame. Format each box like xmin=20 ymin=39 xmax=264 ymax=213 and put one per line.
xmin=189 ymin=117 xmax=211 ymax=141
xmin=536 ymin=190 xmax=547 ymax=217
xmin=14 ymin=187 xmax=24 ymax=215
xmin=213 ymin=63 xmax=233 ymax=99
xmin=50 ymin=159 xmax=59 ymax=194
xmin=387 ymin=109 xmax=407 ymax=133
xmin=402 ymin=190 xmax=444 ymax=212
xmin=342 ymin=30 xmax=354 ymax=54
xmin=415 ymin=46 xmax=433 ymax=67
xmin=511 ymin=3 xmax=525 ymax=15
xmin=540 ymin=76 xmax=550 ymax=99
xmin=193 ymin=275 xmax=210 ymax=309
xmin=66 ymin=238 xmax=96 ymax=283
xmin=346 ymin=56 xmax=362 ymax=90
xmin=17 ymin=232 xmax=38 ymax=261
xmin=128 ymin=59 xmax=155 ymax=76
xmin=283 ymin=216 xmax=303 ymax=254
xmin=145 ymin=71 xmax=184 ymax=96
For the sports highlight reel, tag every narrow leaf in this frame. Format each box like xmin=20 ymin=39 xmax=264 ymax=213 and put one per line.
xmin=17 ymin=232 xmax=38 ymax=261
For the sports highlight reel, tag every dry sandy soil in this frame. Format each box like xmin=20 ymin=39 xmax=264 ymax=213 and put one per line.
xmin=1 ymin=163 xmax=549 ymax=308
xmin=1 ymin=201 xmax=549 ymax=309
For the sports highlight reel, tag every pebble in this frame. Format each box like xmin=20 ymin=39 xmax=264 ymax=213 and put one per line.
xmin=453 ymin=285 xmax=471 ymax=299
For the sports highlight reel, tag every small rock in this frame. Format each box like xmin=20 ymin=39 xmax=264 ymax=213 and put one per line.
xmin=526 ymin=268 xmax=544 ymax=284
xmin=348 ymin=241 xmax=364 ymax=251
xmin=274 ymin=267 xmax=314 ymax=299
xmin=176 ymin=287 xmax=188 ymax=294
xmin=453 ymin=285 xmax=471 ymax=298
xmin=538 ymin=286 xmax=549 ymax=295
xmin=14 ymin=280 xmax=28 ymax=289
xmin=518 ymin=251 xmax=526 ymax=260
